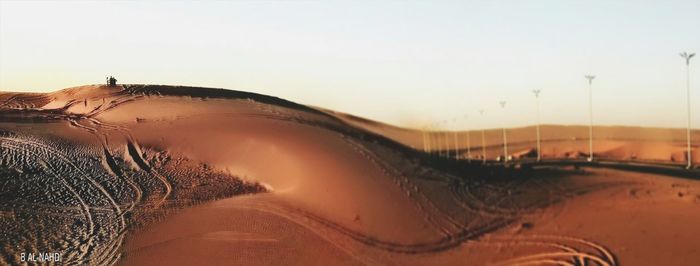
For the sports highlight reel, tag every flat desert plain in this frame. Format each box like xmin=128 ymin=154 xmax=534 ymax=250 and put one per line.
xmin=1 ymin=85 xmax=699 ymax=265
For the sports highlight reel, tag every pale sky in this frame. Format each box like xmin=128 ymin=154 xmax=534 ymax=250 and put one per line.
xmin=1 ymin=1 xmax=698 ymax=130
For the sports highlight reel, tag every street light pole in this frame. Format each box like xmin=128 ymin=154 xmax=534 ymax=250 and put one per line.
xmin=435 ymin=123 xmax=442 ymax=157
xmin=428 ymin=126 xmax=432 ymax=153
xmin=500 ymin=101 xmax=508 ymax=164
xmin=480 ymin=109 xmax=486 ymax=164
xmin=437 ymin=121 xmax=449 ymax=158
xmin=465 ymin=115 xmax=471 ymax=162
xmin=446 ymin=120 xmax=453 ymax=159
xmin=423 ymin=126 xmax=430 ymax=153
xmin=585 ymin=75 xmax=596 ymax=162
xmin=681 ymin=52 xmax=695 ymax=169
xmin=533 ymin=89 xmax=542 ymax=161
xmin=443 ymin=120 xmax=450 ymax=158
xmin=448 ymin=120 xmax=454 ymax=159
xmin=422 ymin=127 xmax=427 ymax=152
xmin=453 ymin=127 xmax=459 ymax=160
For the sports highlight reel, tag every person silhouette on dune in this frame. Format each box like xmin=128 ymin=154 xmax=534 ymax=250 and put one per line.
xmin=106 ymin=76 xmax=117 ymax=86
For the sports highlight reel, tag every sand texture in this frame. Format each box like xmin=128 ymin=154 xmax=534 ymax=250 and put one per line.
xmin=1 ymin=85 xmax=699 ymax=265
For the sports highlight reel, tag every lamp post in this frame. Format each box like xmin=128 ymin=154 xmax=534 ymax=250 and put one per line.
xmin=442 ymin=120 xmax=449 ymax=158
xmin=445 ymin=120 xmax=452 ymax=159
xmin=452 ymin=118 xmax=459 ymax=160
xmin=435 ymin=121 xmax=445 ymax=157
xmin=681 ymin=52 xmax=695 ymax=169
xmin=585 ymin=75 xmax=596 ymax=162
xmin=422 ymin=126 xmax=430 ymax=153
xmin=465 ymin=114 xmax=471 ymax=162
xmin=434 ymin=122 xmax=441 ymax=157
xmin=421 ymin=126 xmax=426 ymax=152
xmin=427 ymin=126 xmax=432 ymax=153
xmin=453 ymin=130 xmax=459 ymax=159
xmin=500 ymin=101 xmax=508 ymax=164
xmin=480 ymin=109 xmax=486 ymax=164
xmin=533 ymin=89 xmax=542 ymax=161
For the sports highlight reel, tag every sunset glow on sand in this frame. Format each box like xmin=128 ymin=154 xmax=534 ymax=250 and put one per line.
xmin=1 ymin=1 xmax=699 ymax=265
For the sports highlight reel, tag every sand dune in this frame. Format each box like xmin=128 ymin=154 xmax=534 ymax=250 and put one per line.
xmin=1 ymin=85 xmax=699 ymax=265
xmin=331 ymin=111 xmax=700 ymax=165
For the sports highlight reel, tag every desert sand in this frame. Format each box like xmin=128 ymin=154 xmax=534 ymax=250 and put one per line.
xmin=1 ymin=85 xmax=699 ymax=265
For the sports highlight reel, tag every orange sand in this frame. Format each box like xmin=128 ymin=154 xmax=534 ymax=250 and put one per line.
xmin=1 ymin=85 xmax=698 ymax=266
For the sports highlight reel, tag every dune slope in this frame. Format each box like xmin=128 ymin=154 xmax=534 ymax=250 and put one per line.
xmin=0 ymin=85 xmax=698 ymax=265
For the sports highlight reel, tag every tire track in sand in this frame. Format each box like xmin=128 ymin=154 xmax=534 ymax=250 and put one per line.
xmin=69 ymin=118 xmax=171 ymax=208
xmin=125 ymin=138 xmax=171 ymax=208
xmin=0 ymin=133 xmax=132 ymax=265
xmin=484 ymin=235 xmax=617 ymax=266
xmin=0 ymin=138 xmax=97 ymax=263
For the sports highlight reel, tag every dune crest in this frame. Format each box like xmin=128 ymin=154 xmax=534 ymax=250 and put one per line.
xmin=1 ymin=85 xmax=699 ymax=265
